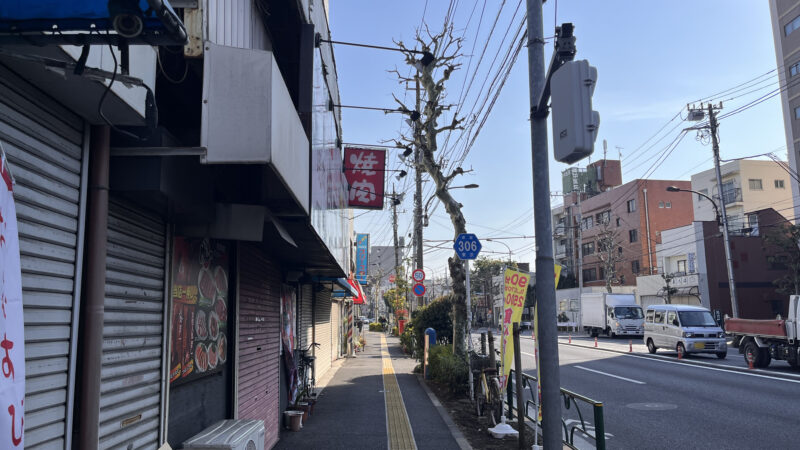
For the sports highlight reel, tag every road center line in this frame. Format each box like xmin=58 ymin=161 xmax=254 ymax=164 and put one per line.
xmin=574 ymin=365 xmax=646 ymax=384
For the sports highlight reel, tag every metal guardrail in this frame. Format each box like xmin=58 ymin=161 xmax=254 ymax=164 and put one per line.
xmin=506 ymin=369 xmax=606 ymax=450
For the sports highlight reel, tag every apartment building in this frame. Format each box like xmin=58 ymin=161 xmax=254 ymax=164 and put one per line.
xmin=577 ymin=179 xmax=693 ymax=287
xmin=769 ymin=0 xmax=800 ymax=222
xmin=690 ymin=159 xmax=794 ymax=229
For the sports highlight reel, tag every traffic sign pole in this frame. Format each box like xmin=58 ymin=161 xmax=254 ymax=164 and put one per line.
xmin=465 ymin=258 xmax=473 ymax=401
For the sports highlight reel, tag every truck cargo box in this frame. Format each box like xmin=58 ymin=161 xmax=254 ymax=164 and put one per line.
xmin=726 ymin=318 xmax=787 ymax=338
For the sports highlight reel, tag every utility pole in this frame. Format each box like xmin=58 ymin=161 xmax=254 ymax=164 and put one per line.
xmin=688 ymin=103 xmax=739 ymax=317
xmin=392 ymin=185 xmax=401 ymax=324
xmin=526 ymin=1 xmax=562 ymax=447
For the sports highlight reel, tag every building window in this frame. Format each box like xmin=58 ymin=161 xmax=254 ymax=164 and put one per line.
xmin=658 ymin=201 xmax=664 ymax=208
xmin=616 ymin=217 xmax=621 ymax=226
xmin=769 ymin=254 xmax=789 ymax=270
xmin=629 ymin=229 xmax=638 ymax=243
xmin=582 ymin=242 xmax=595 ymax=255
xmin=677 ymin=260 xmax=687 ymax=273
xmin=786 ymin=15 xmax=800 ymax=36
xmin=775 ymin=179 xmax=786 ymax=189
xmin=598 ymin=267 xmax=605 ymax=281
xmin=795 ymin=106 xmax=800 ymax=119
xmin=748 ymin=179 xmax=763 ymax=190
xmin=595 ymin=210 xmax=610 ymax=225
xmin=666 ymin=201 xmax=672 ymax=208
xmin=582 ymin=268 xmax=597 ymax=282
xmin=698 ymin=188 xmax=708 ymax=201
xmin=627 ymin=199 xmax=636 ymax=213
xmin=582 ymin=216 xmax=594 ymax=230
xmin=793 ymin=62 xmax=800 ymax=77
xmin=631 ymin=260 xmax=641 ymax=274
xmin=618 ymin=246 xmax=623 ymax=255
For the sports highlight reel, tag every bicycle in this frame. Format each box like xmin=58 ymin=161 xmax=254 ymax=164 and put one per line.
xmin=469 ymin=330 xmax=503 ymax=427
xmin=297 ymin=342 xmax=320 ymax=396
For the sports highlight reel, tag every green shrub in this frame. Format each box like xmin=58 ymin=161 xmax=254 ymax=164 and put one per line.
xmin=368 ymin=322 xmax=384 ymax=332
xmin=411 ymin=295 xmax=454 ymax=359
xmin=428 ymin=344 xmax=468 ymax=394
xmin=399 ymin=324 xmax=415 ymax=355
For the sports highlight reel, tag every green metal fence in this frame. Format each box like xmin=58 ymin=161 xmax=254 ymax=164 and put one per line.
xmin=506 ymin=369 xmax=606 ymax=450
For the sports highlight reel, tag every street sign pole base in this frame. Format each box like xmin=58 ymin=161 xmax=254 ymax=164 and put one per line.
xmin=488 ymin=416 xmax=519 ymax=439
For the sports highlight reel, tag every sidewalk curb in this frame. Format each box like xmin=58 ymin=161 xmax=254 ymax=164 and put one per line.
xmin=557 ymin=339 xmax=800 ymax=381
xmin=415 ymin=374 xmax=472 ymax=450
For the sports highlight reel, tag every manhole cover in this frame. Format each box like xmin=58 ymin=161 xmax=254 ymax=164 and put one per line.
xmin=626 ymin=403 xmax=678 ymax=411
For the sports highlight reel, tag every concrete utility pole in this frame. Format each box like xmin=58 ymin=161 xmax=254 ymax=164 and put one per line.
xmin=688 ymin=103 xmax=739 ymax=317
xmin=392 ymin=185 xmax=401 ymax=322
xmin=525 ymin=1 xmax=562 ymax=447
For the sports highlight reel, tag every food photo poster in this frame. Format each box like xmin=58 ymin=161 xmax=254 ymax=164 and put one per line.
xmin=169 ymin=238 xmax=230 ymax=385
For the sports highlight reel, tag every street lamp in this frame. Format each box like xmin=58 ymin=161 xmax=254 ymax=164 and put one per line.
xmin=423 ymin=184 xmax=479 ymax=227
xmin=665 ymin=185 xmax=738 ymax=317
xmin=666 ymin=186 xmax=720 ymax=224
xmin=485 ymin=238 xmax=513 ymax=261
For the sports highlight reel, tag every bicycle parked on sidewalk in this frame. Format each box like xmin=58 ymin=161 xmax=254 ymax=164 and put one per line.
xmin=469 ymin=331 xmax=503 ymax=426
xmin=297 ymin=342 xmax=320 ymax=395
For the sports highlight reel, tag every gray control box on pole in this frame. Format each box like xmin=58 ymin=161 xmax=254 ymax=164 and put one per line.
xmin=550 ymin=60 xmax=599 ymax=164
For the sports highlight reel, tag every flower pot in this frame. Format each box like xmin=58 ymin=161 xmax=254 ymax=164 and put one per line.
xmin=296 ymin=402 xmax=310 ymax=422
xmin=285 ymin=410 xmax=303 ymax=431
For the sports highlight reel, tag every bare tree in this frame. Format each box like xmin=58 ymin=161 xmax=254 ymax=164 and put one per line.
xmin=596 ymin=217 xmax=623 ymax=293
xmin=389 ymin=25 xmax=471 ymax=355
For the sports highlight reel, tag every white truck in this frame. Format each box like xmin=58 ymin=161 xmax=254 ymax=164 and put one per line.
xmin=726 ymin=295 xmax=800 ymax=369
xmin=581 ymin=293 xmax=644 ymax=338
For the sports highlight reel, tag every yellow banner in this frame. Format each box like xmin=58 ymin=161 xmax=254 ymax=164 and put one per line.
xmin=500 ymin=268 xmax=530 ymax=391
xmin=533 ymin=263 xmax=560 ymax=421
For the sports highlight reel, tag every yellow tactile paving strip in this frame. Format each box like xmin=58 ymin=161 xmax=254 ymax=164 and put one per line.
xmin=381 ymin=334 xmax=417 ymax=450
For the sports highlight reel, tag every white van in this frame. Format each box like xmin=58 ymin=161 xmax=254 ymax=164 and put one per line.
xmin=644 ymin=305 xmax=727 ymax=358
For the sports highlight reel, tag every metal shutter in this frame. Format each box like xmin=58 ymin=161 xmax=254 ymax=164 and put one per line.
xmin=313 ymin=290 xmax=332 ymax=380
xmin=99 ymin=199 xmax=166 ymax=449
xmin=237 ymin=243 xmax=281 ymax=449
xmin=0 ymin=64 xmax=86 ymax=449
xmin=299 ymin=284 xmax=313 ymax=351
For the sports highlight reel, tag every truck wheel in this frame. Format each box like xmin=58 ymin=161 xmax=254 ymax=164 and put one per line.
xmin=647 ymin=339 xmax=657 ymax=354
xmin=716 ymin=352 xmax=726 ymax=359
xmin=756 ymin=349 xmax=771 ymax=368
xmin=608 ymin=328 xmax=616 ymax=339
xmin=743 ymin=341 xmax=764 ymax=368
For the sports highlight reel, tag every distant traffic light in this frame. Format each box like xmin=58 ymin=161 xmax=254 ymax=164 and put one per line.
xmin=550 ymin=59 xmax=599 ymax=164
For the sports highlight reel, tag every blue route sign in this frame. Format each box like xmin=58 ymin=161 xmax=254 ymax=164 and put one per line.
xmin=453 ymin=233 xmax=481 ymax=260
xmin=412 ymin=283 xmax=426 ymax=297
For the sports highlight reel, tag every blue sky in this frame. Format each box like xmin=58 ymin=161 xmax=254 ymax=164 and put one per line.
xmin=329 ymin=1 xmax=785 ymax=279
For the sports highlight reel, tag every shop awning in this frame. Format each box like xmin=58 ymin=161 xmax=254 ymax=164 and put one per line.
xmin=317 ymin=277 xmax=359 ymax=298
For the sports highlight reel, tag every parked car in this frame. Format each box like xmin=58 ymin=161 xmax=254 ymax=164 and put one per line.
xmin=644 ymin=304 xmax=726 ymax=358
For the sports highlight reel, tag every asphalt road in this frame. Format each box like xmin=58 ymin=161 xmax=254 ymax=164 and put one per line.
xmin=509 ymin=335 xmax=800 ymax=449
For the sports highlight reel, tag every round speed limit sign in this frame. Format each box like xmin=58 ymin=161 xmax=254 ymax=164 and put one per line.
xmin=412 ymin=269 xmax=425 ymax=282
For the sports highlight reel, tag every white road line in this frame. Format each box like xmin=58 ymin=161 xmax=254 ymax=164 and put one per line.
xmin=522 ymin=351 xmax=537 ymax=359
xmin=574 ymin=365 xmax=646 ymax=384
xmin=561 ymin=342 xmax=800 ymax=384
xmin=619 ymin=352 xmax=800 ymax=384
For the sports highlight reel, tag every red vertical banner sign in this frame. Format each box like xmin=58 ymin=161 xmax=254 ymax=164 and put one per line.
xmin=344 ymin=147 xmax=386 ymax=209
xmin=0 ymin=159 xmax=24 ymax=448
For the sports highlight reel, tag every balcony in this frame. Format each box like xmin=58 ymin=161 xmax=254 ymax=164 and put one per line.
xmin=721 ymin=188 xmax=742 ymax=206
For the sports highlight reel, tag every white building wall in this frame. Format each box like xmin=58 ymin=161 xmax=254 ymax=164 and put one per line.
xmin=690 ymin=160 xmax=794 ymax=223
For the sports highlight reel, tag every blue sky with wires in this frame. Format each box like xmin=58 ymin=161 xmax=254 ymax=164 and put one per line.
xmin=329 ymin=1 xmax=785 ymax=278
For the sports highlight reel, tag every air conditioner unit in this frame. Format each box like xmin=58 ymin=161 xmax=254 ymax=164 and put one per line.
xmin=182 ymin=420 xmax=265 ymax=450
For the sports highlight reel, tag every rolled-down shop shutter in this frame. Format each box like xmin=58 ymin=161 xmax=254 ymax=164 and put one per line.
xmin=237 ymin=243 xmax=281 ymax=449
xmin=0 ymin=65 xmax=86 ymax=448
xmin=98 ymin=198 xmax=167 ymax=449
xmin=313 ymin=289 xmax=332 ymax=380
xmin=299 ymin=284 xmax=313 ymax=352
